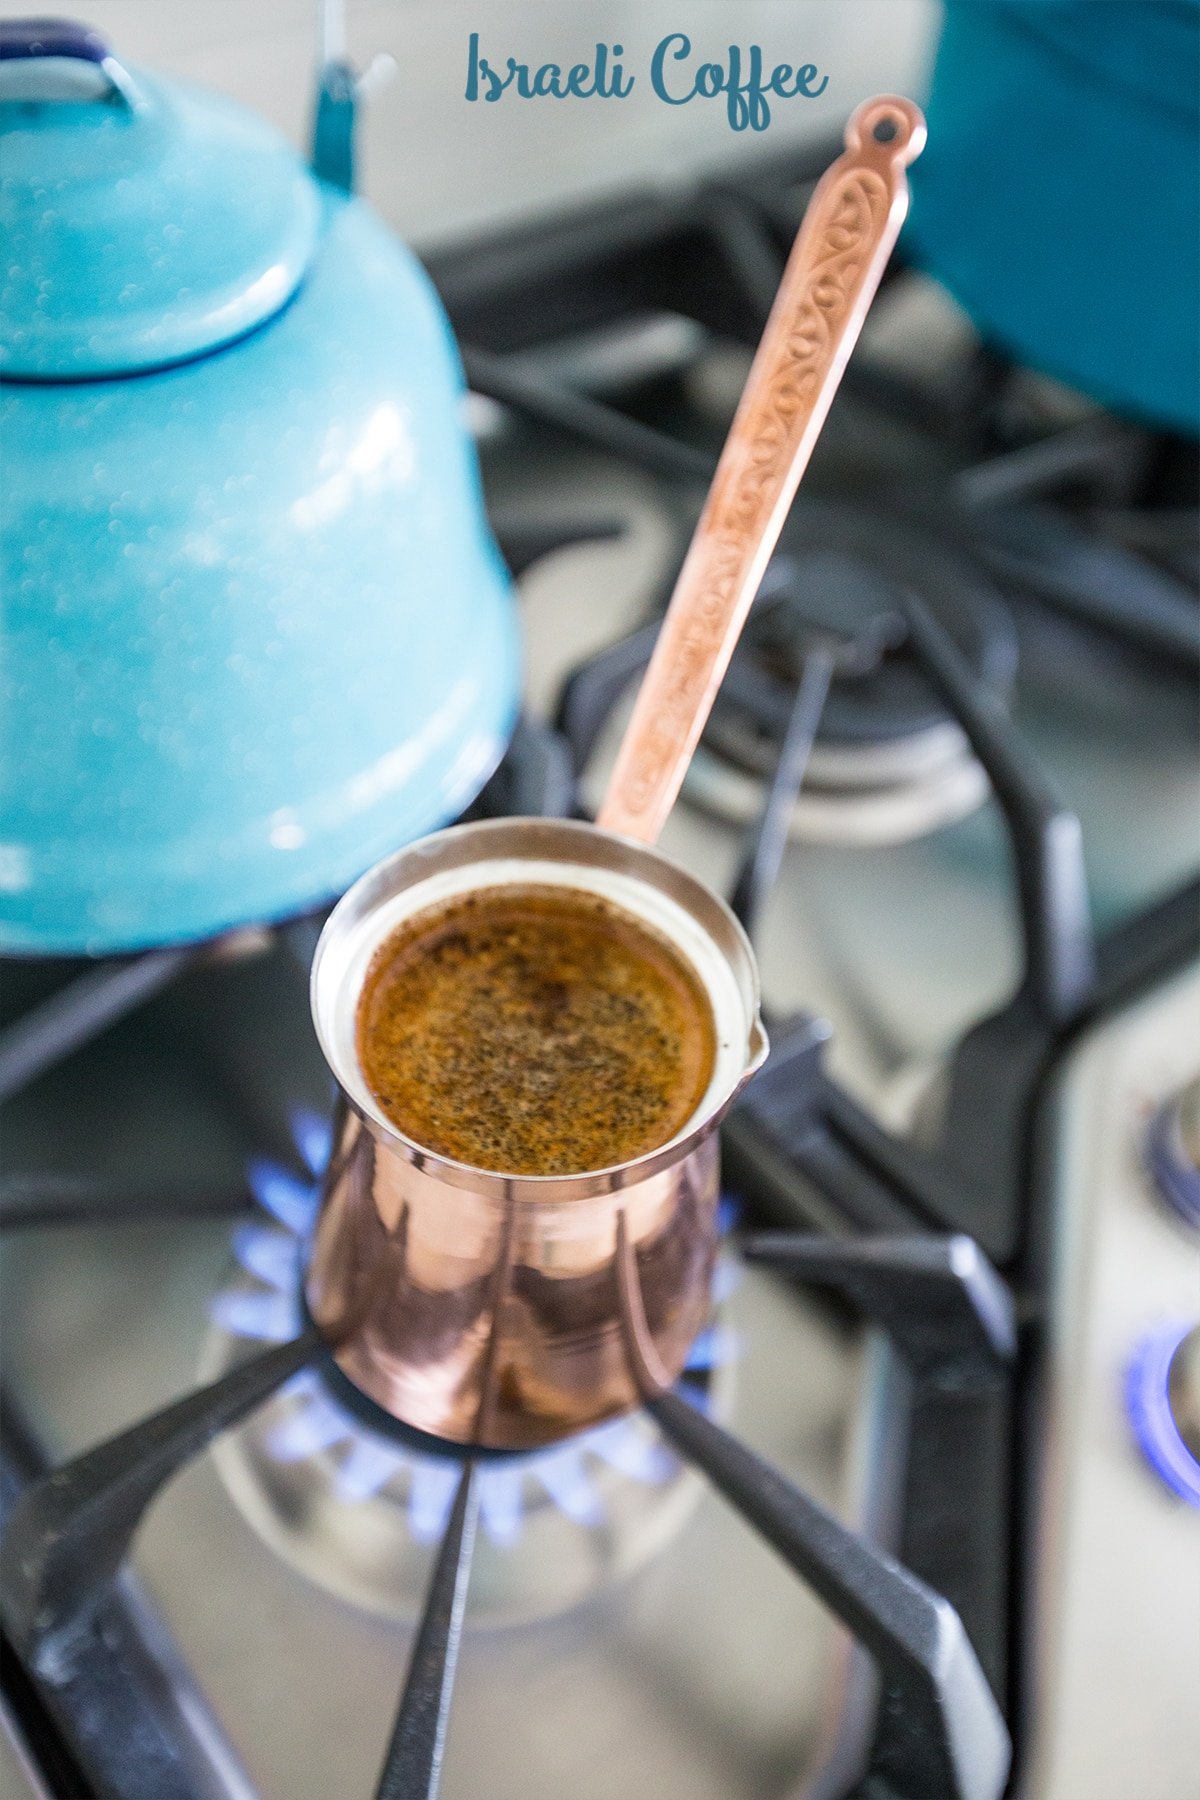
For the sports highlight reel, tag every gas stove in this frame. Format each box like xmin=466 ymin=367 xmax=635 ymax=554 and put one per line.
xmin=1 ymin=141 xmax=1198 ymax=1800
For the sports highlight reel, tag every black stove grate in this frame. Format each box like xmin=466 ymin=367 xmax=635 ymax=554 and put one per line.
xmin=0 ymin=1225 xmax=1012 ymax=1800
xmin=4 ymin=566 xmax=1195 ymax=1797
xmin=2 ymin=137 xmax=1198 ymax=1800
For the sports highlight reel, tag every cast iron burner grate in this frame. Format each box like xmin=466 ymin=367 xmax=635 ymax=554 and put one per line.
xmin=3 ymin=578 xmax=1195 ymax=1800
xmin=2 ymin=138 xmax=1198 ymax=1800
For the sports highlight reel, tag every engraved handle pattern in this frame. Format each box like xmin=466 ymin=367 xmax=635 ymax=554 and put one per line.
xmin=597 ymin=95 xmax=926 ymax=844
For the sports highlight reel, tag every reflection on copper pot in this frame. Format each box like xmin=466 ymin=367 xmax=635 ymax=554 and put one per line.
xmin=304 ymin=818 xmax=766 ymax=1451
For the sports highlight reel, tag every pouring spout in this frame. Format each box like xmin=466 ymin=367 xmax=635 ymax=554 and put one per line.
xmin=746 ymin=1016 xmax=770 ymax=1080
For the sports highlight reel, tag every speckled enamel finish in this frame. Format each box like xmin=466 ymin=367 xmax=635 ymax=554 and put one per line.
xmin=0 ymin=192 xmax=521 ymax=954
xmin=0 ymin=70 xmax=321 ymax=377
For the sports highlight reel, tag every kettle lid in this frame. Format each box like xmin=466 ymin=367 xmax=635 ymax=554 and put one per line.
xmin=0 ymin=17 xmax=321 ymax=377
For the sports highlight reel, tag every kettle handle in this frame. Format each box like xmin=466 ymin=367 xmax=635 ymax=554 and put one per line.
xmin=0 ymin=16 xmax=142 ymax=108
xmin=311 ymin=58 xmax=357 ymax=195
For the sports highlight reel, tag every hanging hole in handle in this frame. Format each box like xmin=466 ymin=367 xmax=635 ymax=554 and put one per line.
xmin=845 ymin=94 xmax=926 ymax=166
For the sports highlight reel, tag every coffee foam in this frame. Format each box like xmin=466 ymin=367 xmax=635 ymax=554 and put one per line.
xmin=315 ymin=857 xmax=752 ymax=1160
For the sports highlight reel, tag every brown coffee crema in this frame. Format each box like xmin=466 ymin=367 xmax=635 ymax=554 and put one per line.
xmin=355 ymin=883 xmax=717 ymax=1176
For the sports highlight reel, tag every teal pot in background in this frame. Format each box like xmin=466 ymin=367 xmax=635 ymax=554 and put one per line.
xmin=906 ymin=0 xmax=1200 ymax=434
xmin=0 ymin=19 xmax=521 ymax=955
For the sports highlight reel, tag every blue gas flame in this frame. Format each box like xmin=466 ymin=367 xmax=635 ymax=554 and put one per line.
xmin=1126 ymin=1320 xmax=1200 ymax=1509
xmin=210 ymin=1113 xmax=737 ymax=1546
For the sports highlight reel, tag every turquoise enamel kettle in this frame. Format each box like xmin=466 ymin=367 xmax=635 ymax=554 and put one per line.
xmin=0 ymin=17 xmax=520 ymax=955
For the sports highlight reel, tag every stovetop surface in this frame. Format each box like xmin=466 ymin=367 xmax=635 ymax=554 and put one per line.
xmin=1025 ymin=962 xmax=1200 ymax=1800
xmin=0 ymin=931 xmax=882 ymax=1800
xmin=2 ymin=207 xmax=1198 ymax=1800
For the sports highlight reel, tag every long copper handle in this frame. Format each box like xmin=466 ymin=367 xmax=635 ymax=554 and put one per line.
xmin=597 ymin=95 xmax=926 ymax=844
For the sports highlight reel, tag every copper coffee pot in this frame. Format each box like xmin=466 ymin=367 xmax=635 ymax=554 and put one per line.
xmin=304 ymin=96 xmax=926 ymax=1451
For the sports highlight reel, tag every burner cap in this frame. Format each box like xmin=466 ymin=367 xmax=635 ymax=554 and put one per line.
xmin=706 ymin=496 xmax=1017 ymax=772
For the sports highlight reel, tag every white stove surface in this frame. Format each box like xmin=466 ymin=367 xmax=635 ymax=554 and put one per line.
xmin=1024 ymin=966 xmax=1200 ymax=1800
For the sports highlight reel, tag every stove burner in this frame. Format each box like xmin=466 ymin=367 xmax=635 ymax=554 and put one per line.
xmin=689 ymin=498 xmax=1018 ymax=844
xmin=202 ymin=1116 xmax=737 ymax=1623
xmin=1126 ymin=1320 xmax=1200 ymax=1508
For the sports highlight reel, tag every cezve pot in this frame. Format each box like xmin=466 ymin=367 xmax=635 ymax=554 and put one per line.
xmin=0 ymin=17 xmax=520 ymax=955
xmin=305 ymin=817 xmax=768 ymax=1452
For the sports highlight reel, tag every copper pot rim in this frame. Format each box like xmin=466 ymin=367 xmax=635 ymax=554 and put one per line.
xmin=310 ymin=816 xmax=768 ymax=1202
